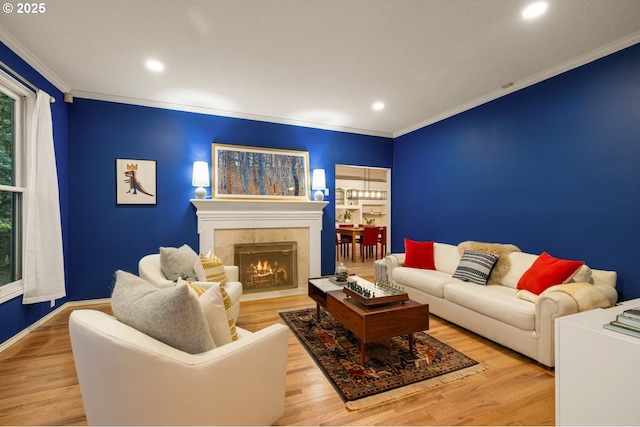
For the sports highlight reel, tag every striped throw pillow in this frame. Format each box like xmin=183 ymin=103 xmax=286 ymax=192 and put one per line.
xmin=452 ymin=250 xmax=499 ymax=285
xmin=194 ymin=251 xmax=228 ymax=286
xmin=182 ymin=279 xmax=238 ymax=345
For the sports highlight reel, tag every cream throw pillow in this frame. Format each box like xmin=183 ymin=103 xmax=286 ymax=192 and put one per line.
xmin=194 ymin=251 xmax=228 ymax=286
xmin=181 ymin=279 xmax=238 ymax=346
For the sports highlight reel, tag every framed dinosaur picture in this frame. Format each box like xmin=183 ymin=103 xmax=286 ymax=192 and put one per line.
xmin=115 ymin=158 xmax=156 ymax=205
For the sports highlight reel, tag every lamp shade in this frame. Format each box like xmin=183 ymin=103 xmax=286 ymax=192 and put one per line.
xmin=311 ymin=169 xmax=326 ymax=201
xmin=192 ymin=161 xmax=210 ymax=199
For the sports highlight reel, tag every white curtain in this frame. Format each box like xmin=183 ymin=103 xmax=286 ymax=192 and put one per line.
xmin=22 ymin=90 xmax=66 ymax=305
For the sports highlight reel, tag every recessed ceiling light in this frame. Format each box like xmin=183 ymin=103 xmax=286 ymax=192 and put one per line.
xmin=145 ymin=59 xmax=165 ymax=72
xmin=372 ymin=102 xmax=385 ymax=111
xmin=522 ymin=2 xmax=548 ymax=19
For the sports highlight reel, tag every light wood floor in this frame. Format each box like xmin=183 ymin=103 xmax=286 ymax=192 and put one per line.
xmin=0 ymin=268 xmax=555 ymax=426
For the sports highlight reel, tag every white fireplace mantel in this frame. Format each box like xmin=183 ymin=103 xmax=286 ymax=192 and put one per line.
xmin=191 ymin=199 xmax=328 ymax=279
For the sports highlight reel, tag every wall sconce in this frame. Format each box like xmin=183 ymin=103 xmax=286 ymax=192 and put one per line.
xmin=311 ymin=169 xmax=326 ymax=201
xmin=192 ymin=161 xmax=210 ymax=199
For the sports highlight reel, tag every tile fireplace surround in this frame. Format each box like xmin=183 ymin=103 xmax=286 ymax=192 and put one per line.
xmin=191 ymin=199 xmax=328 ymax=300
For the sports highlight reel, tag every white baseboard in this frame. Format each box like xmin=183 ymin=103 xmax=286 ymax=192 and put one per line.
xmin=0 ymin=298 xmax=111 ymax=353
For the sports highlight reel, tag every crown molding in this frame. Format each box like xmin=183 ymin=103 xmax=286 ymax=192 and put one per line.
xmin=71 ymin=90 xmax=394 ymax=138
xmin=0 ymin=25 xmax=71 ymax=93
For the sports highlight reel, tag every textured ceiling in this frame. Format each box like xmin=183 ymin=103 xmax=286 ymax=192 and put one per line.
xmin=1 ymin=0 xmax=639 ymax=137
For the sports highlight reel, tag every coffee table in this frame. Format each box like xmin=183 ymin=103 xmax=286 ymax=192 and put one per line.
xmin=308 ymin=276 xmax=430 ymax=365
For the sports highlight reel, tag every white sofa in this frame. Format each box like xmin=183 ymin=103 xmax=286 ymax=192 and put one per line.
xmin=138 ymin=253 xmax=243 ymax=321
xmin=386 ymin=242 xmax=618 ymax=367
xmin=69 ymin=309 xmax=289 ymax=426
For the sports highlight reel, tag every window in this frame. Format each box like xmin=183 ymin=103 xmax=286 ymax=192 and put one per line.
xmin=0 ymin=71 xmax=29 ymax=303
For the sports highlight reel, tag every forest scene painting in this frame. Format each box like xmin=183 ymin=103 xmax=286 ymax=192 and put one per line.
xmin=213 ymin=144 xmax=309 ymax=200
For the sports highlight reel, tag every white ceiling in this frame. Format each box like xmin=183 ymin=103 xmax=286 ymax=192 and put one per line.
xmin=1 ymin=0 xmax=639 ymax=137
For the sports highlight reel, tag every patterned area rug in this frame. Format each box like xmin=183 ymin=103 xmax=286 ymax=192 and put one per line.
xmin=280 ymin=307 xmax=485 ymax=410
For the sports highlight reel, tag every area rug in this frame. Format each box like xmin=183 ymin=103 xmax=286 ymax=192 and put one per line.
xmin=279 ymin=307 xmax=485 ymax=410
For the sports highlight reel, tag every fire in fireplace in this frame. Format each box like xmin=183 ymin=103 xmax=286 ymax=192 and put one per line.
xmin=234 ymin=242 xmax=297 ymax=293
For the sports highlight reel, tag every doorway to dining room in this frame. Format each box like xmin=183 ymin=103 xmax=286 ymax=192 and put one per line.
xmin=335 ymin=165 xmax=391 ymax=273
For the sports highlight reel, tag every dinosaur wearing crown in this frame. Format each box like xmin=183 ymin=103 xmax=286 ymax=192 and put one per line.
xmin=123 ymin=164 xmax=154 ymax=196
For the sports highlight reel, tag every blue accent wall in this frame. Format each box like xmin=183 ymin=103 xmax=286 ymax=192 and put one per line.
xmin=392 ymin=43 xmax=640 ymax=300
xmin=0 ymin=42 xmax=69 ymax=344
xmin=66 ymin=100 xmax=392 ymax=301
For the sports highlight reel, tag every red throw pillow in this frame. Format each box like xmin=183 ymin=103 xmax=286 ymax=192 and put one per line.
xmin=404 ymin=239 xmax=435 ymax=270
xmin=517 ymin=251 xmax=584 ymax=295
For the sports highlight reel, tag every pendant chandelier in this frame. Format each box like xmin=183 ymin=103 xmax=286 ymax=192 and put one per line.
xmin=345 ymin=168 xmax=387 ymax=201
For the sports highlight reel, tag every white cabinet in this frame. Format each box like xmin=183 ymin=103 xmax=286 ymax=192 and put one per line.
xmin=555 ymin=298 xmax=640 ymax=426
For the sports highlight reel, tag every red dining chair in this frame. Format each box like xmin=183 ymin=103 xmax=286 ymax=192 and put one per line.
xmin=359 ymin=226 xmax=379 ymax=261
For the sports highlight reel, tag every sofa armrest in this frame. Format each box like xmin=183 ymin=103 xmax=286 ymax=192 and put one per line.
xmin=385 ymin=253 xmax=405 ymax=281
xmin=534 ymin=291 xmax=578 ymax=367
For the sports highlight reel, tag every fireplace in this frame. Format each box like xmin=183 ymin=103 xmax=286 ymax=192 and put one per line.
xmin=235 ymin=242 xmax=297 ymax=293
xmin=191 ymin=199 xmax=327 ymax=300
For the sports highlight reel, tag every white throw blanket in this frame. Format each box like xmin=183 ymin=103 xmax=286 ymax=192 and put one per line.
xmin=542 ymin=282 xmax=610 ymax=312
xmin=22 ymin=90 xmax=66 ymax=305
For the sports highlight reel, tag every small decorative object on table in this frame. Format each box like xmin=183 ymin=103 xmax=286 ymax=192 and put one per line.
xmin=374 ymin=259 xmax=388 ymax=284
xmin=329 ymin=263 xmax=350 ymax=285
xmin=335 ymin=263 xmax=348 ymax=281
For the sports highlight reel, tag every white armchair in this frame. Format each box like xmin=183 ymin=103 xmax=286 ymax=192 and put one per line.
xmin=138 ymin=253 xmax=242 ymax=320
xmin=69 ymin=309 xmax=289 ymax=426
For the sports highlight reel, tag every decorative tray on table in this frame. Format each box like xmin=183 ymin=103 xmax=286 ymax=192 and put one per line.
xmin=343 ymin=278 xmax=408 ymax=307
xmin=328 ymin=275 xmax=356 ymax=286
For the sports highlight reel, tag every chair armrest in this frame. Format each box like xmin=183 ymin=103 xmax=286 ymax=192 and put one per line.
xmin=224 ymin=265 xmax=239 ymax=282
xmin=138 ymin=253 xmax=175 ymax=288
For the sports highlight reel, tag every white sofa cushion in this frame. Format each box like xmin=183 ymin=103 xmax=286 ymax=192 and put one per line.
xmin=501 ymin=252 xmax=539 ymax=289
xmin=111 ymin=270 xmax=215 ymax=353
xmin=434 ymin=243 xmax=461 ymax=275
xmin=392 ymin=266 xmax=460 ymax=298
xmin=444 ymin=282 xmax=535 ymax=331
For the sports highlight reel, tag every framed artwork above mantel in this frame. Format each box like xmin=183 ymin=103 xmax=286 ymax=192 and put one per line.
xmin=212 ymin=143 xmax=310 ymax=200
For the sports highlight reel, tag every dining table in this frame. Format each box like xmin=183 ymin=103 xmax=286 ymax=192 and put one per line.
xmin=335 ymin=226 xmax=365 ymax=262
